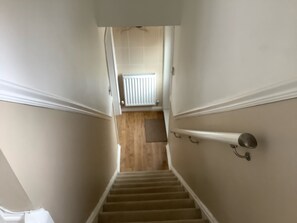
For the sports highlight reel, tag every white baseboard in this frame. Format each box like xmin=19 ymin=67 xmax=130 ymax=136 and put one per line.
xmin=85 ymin=169 xmax=118 ymax=223
xmin=117 ymin=144 xmax=121 ymax=173
xmin=165 ymin=144 xmax=172 ymax=170
xmin=166 ymin=144 xmax=218 ymax=223
xmin=86 ymin=144 xmax=121 ymax=223
xmin=171 ymin=166 xmax=219 ymax=223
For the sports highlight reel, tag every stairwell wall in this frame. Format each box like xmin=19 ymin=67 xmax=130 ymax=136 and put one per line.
xmin=0 ymin=0 xmax=118 ymax=222
xmin=169 ymin=99 xmax=297 ymax=223
xmin=169 ymin=1 xmax=297 ymax=223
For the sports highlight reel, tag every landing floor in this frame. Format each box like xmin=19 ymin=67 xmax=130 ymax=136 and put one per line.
xmin=117 ymin=111 xmax=168 ymax=172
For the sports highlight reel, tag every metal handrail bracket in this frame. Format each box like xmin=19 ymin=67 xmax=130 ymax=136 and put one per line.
xmin=170 ymin=128 xmax=257 ymax=161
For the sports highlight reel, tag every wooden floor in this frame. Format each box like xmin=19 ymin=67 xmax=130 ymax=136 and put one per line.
xmin=117 ymin=111 xmax=168 ymax=172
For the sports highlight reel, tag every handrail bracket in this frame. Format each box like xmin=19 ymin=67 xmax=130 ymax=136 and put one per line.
xmin=230 ymin=145 xmax=251 ymax=161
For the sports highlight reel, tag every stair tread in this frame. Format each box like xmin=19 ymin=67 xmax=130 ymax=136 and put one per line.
xmin=107 ymin=191 xmax=189 ymax=202
xmin=125 ymin=220 xmax=208 ymax=223
xmin=118 ymin=171 xmax=173 ymax=177
xmin=110 ymin=185 xmax=184 ymax=194
xmin=103 ymin=199 xmax=195 ymax=211
xmin=101 ymin=171 xmax=209 ymax=223
xmin=117 ymin=174 xmax=175 ymax=179
xmin=116 ymin=176 xmax=178 ymax=182
xmin=111 ymin=185 xmax=183 ymax=191
xmin=113 ymin=180 xmax=180 ymax=188
xmin=119 ymin=170 xmax=171 ymax=174
xmin=99 ymin=208 xmax=202 ymax=222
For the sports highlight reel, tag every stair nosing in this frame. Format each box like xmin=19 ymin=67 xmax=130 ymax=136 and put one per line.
xmin=108 ymin=191 xmax=189 ymax=198
xmin=100 ymin=207 xmax=199 ymax=215
xmin=105 ymin=198 xmax=193 ymax=205
xmin=111 ymin=185 xmax=184 ymax=191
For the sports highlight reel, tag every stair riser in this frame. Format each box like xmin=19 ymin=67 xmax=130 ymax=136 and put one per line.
xmin=115 ymin=177 xmax=178 ymax=184
xmin=113 ymin=181 xmax=180 ymax=188
xmin=117 ymin=173 xmax=175 ymax=179
xmin=103 ymin=199 xmax=195 ymax=212
xmin=110 ymin=186 xmax=184 ymax=195
xmin=119 ymin=170 xmax=171 ymax=175
xmin=107 ymin=192 xmax=189 ymax=202
xmin=99 ymin=209 xmax=202 ymax=223
xmin=122 ymin=220 xmax=208 ymax=223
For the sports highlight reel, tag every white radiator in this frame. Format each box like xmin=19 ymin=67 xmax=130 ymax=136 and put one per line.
xmin=122 ymin=73 xmax=156 ymax=107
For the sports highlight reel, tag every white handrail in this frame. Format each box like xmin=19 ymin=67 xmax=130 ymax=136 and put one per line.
xmin=170 ymin=128 xmax=258 ymax=161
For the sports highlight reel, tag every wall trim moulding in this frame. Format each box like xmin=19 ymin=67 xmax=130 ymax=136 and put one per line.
xmin=0 ymin=79 xmax=111 ymax=120
xmin=174 ymin=77 xmax=297 ymax=119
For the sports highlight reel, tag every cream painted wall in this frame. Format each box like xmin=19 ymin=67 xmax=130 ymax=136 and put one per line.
xmin=113 ymin=27 xmax=164 ymax=108
xmin=95 ymin=0 xmax=181 ymax=27
xmin=163 ymin=26 xmax=174 ymax=110
xmin=169 ymin=98 xmax=297 ymax=223
xmin=0 ymin=0 xmax=119 ymax=221
xmin=169 ymin=1 xmax=297 ymax=222
xmin=0 ymin=101 xmax=118 ymax=223
xmin=172 ymin=0 xmax=297 ymax=115
xmin=0 ymin=0 xmax=112 ymax=114
xmin=0 ymin=150 xmax=33 ymax=211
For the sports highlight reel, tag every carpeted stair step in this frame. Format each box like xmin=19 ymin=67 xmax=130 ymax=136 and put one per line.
xmin=117 ymin=172 xmax=174 ymax=179
xmin=107 ymin=191 xmax=189 ymax=202
xmin=113 ymin=180 xmax=180 ymax=188
xmin=119 ymin=170 xmax=172 ymax=175
xmin=125 ymin=220 xmax=209 ymax=223
xmin=99 ymin=208 xmax=202 ymax=223
xmin=103 ymin=199 xmax=195 ymax=212
xmin=115 ymin=176 xmax=178 ymax=184
xmin=110 ymin=185 xmax=184 ymax=195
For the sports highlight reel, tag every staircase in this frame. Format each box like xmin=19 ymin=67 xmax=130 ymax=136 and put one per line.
xmin=99 ymin=170 xmax=208 ymax=223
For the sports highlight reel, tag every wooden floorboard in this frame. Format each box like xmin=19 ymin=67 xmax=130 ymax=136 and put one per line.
xmin=117 ymin=111 xmax=168 ymax=172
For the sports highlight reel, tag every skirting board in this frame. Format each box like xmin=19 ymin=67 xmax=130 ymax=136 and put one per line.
xmin=166 ymin=145 xmax=219 ymax=223
xmin=85 ymin=169 xmax=118 ymax=223
xmin=165 ymin=144 xmax=172 ymax=170
xmin=171 ymin=166 xmax=219 ymax=223
xmin=173 ymin=77 xmax=297 ymax=119
xmin=0 ymin=79 xmax=111 ymax=120
xmin=86 ymin=144 xmax=121 ymax=223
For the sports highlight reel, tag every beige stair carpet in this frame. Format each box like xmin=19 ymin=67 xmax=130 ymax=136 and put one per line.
xmin=99 ymin=170 xmax=209 ymax=223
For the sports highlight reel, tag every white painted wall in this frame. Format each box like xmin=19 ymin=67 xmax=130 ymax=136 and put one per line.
xmin=172 ymin=0 xmax=297 ymax=116
xmin=105 ymin=28 xmax=121 ymax=116
xmin=95 ymin=0 xmax=181 ymax=27
xmin=163 ymin=26 xmax=175 ymax=110
xmin=0 ymin=0 xmax=112 ymax=115
xmin=113 ymin=27 xmax=164 ymax=109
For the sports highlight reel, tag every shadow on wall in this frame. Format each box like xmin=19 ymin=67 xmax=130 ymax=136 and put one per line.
xmin=0 ymin=149 xmax=33 ymax=211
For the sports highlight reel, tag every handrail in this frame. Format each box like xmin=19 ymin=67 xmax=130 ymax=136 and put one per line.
xmin=170 ymin=128 xmax=258 ymax=161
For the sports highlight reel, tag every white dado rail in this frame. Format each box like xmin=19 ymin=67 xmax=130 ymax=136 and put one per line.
xmin=0 ymin=79 xmax=111 ymax=119
xmin=170 ymin=128 xmax=258 ymax=161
